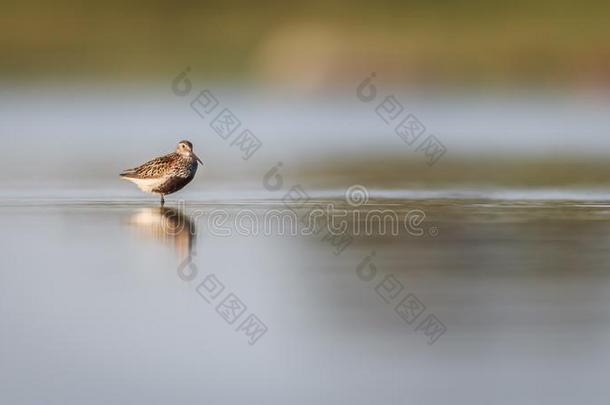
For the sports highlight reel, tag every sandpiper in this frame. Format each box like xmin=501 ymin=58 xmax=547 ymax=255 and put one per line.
xmin=120 ymin=140 xmax=202 ymax=205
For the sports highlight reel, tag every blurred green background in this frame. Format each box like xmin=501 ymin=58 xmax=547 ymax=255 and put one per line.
xmin=2 ymin=0 xmax=610 ymax=87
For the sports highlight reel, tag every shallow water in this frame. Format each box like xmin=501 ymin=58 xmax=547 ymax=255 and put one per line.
xmin=1 ymin=195 xmax=610 ymax=405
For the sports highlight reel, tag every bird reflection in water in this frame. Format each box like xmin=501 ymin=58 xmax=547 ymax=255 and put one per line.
xmin=128 ymin=207 xmax=196 ymax=261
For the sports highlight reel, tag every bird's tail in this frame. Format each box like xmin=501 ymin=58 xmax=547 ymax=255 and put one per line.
xmin=120 ymin=169 xmax=137 ymax=178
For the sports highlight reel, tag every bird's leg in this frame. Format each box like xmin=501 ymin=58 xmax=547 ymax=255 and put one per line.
xmin=160 ymin=194 xmax=165 ymax=206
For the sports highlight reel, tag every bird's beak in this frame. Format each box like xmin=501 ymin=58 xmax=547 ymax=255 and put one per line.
xmin=192 ymin=152 xmax=203 ymax=165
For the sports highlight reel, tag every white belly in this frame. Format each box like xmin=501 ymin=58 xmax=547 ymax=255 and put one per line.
xmin=123 ymin=177 xmax=168 ymax=193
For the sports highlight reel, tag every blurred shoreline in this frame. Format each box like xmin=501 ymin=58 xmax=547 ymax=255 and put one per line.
xmin=1 ymin=86 xmax=609 ymax=190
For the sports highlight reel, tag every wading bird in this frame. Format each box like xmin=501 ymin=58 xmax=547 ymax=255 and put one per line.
xmin=120 ymin=140 xmax=202 ymax=205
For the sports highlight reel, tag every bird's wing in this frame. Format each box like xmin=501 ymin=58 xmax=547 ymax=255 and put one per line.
xmin=120 ymin=153 xmax=177 ymax=179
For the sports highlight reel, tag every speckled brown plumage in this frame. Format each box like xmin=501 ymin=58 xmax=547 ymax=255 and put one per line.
xmin=121 ymin=153 xmax=196 ymax=179
xmin=120 ymin=140 xmax=202 ymax=204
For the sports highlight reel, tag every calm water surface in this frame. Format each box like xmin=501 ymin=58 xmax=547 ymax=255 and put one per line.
xmin=1 ymin=195 xmax=610 ymax=404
